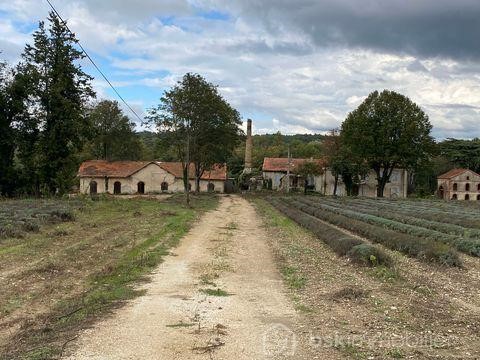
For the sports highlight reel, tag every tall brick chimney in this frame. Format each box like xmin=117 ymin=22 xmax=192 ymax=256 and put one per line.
xmin=244 ymin=119 xmax=253 ymax=174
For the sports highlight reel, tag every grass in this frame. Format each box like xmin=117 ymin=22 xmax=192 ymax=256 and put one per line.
xmin=166 ymin=322 xmax=196 ymax=328
xmin=0 ymin=194 xmax=218 ymax=360
xmin=199 ymin=288 xmax=232 ymax=296
xmin=281 ymin=266 xmax=307 ymax=289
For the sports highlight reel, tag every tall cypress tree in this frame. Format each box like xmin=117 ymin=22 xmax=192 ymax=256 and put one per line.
xmin=20 ymin=12 xmax=95 ymax=195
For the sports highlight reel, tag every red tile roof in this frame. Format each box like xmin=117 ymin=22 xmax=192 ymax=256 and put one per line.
xmin=78 ymin=160 xmax=227 ymax=181
xmin=438 ymin=168 xmax=480 ymax=179
xmin=158 ymin=162 xmax=227 ymax=181
xmin=262 ymin=157 xmax=326 ymax=173
xmin=78 ymin=160 xmax=152 ymax=178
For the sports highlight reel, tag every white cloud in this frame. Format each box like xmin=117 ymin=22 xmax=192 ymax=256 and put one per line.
xmin=1 ymin=0 xmax=480 ymax=138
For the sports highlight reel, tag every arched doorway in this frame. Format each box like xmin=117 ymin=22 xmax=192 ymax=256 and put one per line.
xmin=477 ymin=194 xmax=480 ymax=200
xmin=137 ymin=182 xmax=145 ymax=194
xmin=452 ymin=194 xmax=457 ymax=200
xmin=161 ymin=182 xmax=168 ymax=192
xmin=114 ymin=181 xmax=121 ymax=194
xmin=89 ymin=181 xmax=97 ymax=195
xmin=465 ymin=194 xmax=470 ymax=201
xmin=438 ymin=185 xmax=444 ymax=199
xmin=207 ymin=182 xmax=215 ymax=192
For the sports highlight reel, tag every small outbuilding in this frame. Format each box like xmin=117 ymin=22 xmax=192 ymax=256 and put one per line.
xmin=78 ymin=160 xmax=227 ymax=195
xmin=437 ymin=168 xmax=480 ymax=201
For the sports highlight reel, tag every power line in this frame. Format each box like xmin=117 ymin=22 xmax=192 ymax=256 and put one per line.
xmin=44 ymin=0 xmax=144 ymax=124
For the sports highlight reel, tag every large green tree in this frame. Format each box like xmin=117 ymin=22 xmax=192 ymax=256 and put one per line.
xmin=341 ymin=90 xmax=434 ymax=197
xmin=85 ymin=100 xmax=144 ymax=161
xmin=438 ymin=138 xmax=480 ymax=173
xmin=296 ymin=160 xmax=323 ymax=195
xmin=0 ymin=60 xmax=16 ymax=195
xmin=148 ymin=73 xmax=242 ymax=200
xmin=19 ymin=12 xmax=95 ymax=195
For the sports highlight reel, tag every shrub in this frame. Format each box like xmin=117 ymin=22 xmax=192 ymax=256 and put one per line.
xmin=268 ymin=198 xmax=392 ymax=267
xmin=282 ymin=198 xmax=462 ymax=267
xmin=348 ymin=244 xmax=392 ymax=267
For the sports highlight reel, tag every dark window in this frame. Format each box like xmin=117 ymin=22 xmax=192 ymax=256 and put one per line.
xmin=453 ymin=183 xmax=458 ymax=191
xmin=114 ymin=181 xmax=121 ymax=194
xmin=137 ymin=182 xmax=145 ymax=194
xmin=465 ymin=194 xmax=470 ymax=200
xmin=89 ymin=181 xmax=97 ymax=194
xmin=466 ymin=183 xmax=470 ymax=191
xmin=467 ymin=176 xmax=470 ymax=180
xmin=477 ymin=194 xmax=480 ymax=200
xmin=478 ymin=184 xmax=480 ymax=191
xmin=452 ymin=194 xmax=457 ymax=200
xmin=207 ymin=182 xmax=215 ymax=192
xmin=161 ymin=182 xmax=168 ymax=191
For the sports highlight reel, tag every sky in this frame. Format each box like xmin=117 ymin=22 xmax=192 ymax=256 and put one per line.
xmin=1 ymin=0 xmax=480 ymax=139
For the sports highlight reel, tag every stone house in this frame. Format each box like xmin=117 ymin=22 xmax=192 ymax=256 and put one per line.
xmin=78 ymin=160 xmax=227 ymax=194
xmin=262 ymin=157 xmax=408 ymax=198
xmin=437 ymin=168 xmax=480 ymax=201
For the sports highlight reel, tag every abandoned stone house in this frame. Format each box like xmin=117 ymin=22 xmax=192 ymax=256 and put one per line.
xmin=78 ymin=160 xmax=227 ymax=194
xmin=262 ymin=157 xmax=409 ymax=198
xmin=437 ymin=168 xmax=480 ymax=201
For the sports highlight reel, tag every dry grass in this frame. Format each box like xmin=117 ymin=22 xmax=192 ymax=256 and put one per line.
xmin=0 ymin=194 xmax=217 ymax=360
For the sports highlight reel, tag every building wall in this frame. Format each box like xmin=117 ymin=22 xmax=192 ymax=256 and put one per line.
xmin=79 ymin=163 xmax=225 ymax=194
xmin=437 ymin=171 xmax=480 ymax=201
xmin=263 ymin=168 xmax=408 ymax=198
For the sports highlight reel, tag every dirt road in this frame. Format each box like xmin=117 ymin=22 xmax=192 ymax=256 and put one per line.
xmin=66 ymin=195 xmax=307 ymax=359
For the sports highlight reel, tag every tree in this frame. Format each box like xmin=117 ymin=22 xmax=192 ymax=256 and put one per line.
xmin=0 ymin=60 xmax=16 ymax=195
xmin=147 ymin=73 xmax=242 ymax=202
xmin=296 ymin=161 xmax=323 ymax=195
xmin=438 ymin=138 xmax=480 ymax=173
xmin=85 ymin=100 xmax=144 ymax=161
xmin=19 ymin=12 xmax=95 ymax=195
xmin=341 ymin=90 xmax=434 ymax=197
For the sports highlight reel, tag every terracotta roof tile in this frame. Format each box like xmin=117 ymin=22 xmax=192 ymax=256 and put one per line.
xmin=78 ymin=160 xmax=152 ymax=178
xmin=262 ymin=157 xmax=326 ymax=173
xmin=158 ymin=162 xmax=227 ymax=181
xmin=78 ymin=160 xmax=227 ymax=181
xmin=438 ymin=168 xmax=480 ymax=179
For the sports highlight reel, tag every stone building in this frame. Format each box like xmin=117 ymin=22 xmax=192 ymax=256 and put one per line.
xmin=78 ymin=160 xmax=227 ymax=194
xmin=262 ymin=157 xmax=408 ymax=198
xmin=437 ymin=168 xmax=480 ymax=201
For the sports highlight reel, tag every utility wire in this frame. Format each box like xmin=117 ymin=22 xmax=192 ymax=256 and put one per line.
xmin=44 ymin=0 xmax=144 ymax=124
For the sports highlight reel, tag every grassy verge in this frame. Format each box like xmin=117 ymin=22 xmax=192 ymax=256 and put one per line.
xmin=0 ymin=194 xmax=218 ymax=360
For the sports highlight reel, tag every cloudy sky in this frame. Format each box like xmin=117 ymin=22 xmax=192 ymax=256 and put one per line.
xmin=1 ymin=0 xmax=480 ymax=138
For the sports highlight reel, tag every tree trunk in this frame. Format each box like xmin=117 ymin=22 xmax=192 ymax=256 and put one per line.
xmin=375 ymin=165 xmax=395 ymax=198
xmin=333 ymin=174 xmax=339 ymax=196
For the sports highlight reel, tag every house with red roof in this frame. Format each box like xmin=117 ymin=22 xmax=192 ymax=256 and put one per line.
xmin=262 ymin=157 xmax=408 ymax=198
xmin=437 ymin=168 xmax=480 ymax=200
xmin=77 ymin=160 xmax=227 ymax=194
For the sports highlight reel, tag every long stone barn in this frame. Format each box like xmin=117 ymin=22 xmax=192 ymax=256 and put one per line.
xmin=78 ymin=160 xmax=227 ymax=194
xmin=262 ymin=157 xmax=408 ymax=198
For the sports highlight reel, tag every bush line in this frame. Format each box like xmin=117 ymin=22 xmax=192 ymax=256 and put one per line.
xmin=298 ymin=197 xmax=480 ymax=257
xmin=268 ymin=198 xmax=393 ymax=268
xmin=282 ymin=198 xmax=462 ymax=267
